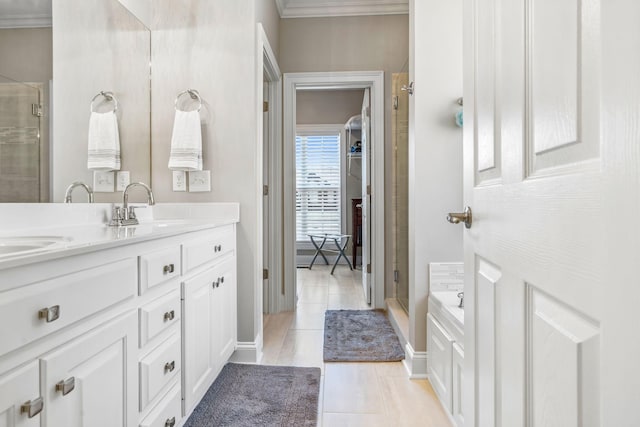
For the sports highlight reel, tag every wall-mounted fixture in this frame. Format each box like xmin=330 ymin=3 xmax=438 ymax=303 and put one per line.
xmin=401 ymin=82 xmax=415 ymax=95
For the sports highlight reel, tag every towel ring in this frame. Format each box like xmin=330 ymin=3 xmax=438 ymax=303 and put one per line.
xmin=90 ymin=91 xmax=118 ymax=113
xmin=175 ymin=89 xmax=202 ymax=112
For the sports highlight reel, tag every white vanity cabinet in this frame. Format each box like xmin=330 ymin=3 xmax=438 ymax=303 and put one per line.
xmin=182 ymin=226 xmax=237 ymax=415
xmin=0 ymin=214 xmax=238 ymax=427
xmin=427 ymin=292 xmax=465 ymax=427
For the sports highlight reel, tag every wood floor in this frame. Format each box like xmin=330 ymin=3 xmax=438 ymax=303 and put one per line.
xmin=261 ymin=265 xmax=453 ymax=427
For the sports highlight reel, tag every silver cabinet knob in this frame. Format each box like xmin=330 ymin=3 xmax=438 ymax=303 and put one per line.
xmin=55 ymin=377 xmax=75 ymax=396
xmin=163 ymin=310 xmax=175 ymax=321
xmin=164 ymin=361 xmax=175 ymax=373
xmin=163 ymin=264 xmax=175 ymax=274
xmin=165 ymin=417 xmax=176 ymax=427
xmin=446 ymin=206 xmax=472 ymax=229
xmin=20 ymin=397 xmax=43 ymax=418
xmin=219 ymin=276 xmax=225 ymax=284
xmin=38 ymin=305 xmax=60 ymax=323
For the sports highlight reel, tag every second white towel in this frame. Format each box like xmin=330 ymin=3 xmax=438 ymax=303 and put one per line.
xmin=168 ymin=110 xmax=203 ymax=171
xmin=87 ymin=111 xmax=121 ymax=171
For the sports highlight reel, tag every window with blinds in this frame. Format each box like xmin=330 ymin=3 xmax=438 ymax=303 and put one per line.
xmin=296 ymin=131 xmax=342 ymax=242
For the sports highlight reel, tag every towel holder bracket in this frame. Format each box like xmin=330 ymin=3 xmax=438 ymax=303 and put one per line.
xmin=175 ymin=89 xmax=202 ymax=112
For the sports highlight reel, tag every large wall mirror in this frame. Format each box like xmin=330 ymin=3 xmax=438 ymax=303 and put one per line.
xmin=0 ymin=0 xmax=151 ymax=203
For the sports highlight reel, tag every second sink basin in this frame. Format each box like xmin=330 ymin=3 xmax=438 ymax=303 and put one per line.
xmin=0 ymin=236 xmax=71 ymax=257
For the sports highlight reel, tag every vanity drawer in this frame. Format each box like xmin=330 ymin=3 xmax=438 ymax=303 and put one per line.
xmin=0 ymin=258 xmax=136 ymax=357
xmin=139 ymin=289 xmax=181 ymax=348
xmin=139 ymin=246 xmax=181 ymax=294
xmin=139 ymin=382 xmax=182 ymax=427
xmin=140 ymin=332 xmax=181 ymax=411
xmin=182 ymin=225 xmax=235 ymax=273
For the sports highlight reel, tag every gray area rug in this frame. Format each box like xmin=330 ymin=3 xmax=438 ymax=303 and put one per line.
xmin=324 ymin=309 xmax=405 ymax=362
xmin=183 ymin=363 xmax=321 ymax=427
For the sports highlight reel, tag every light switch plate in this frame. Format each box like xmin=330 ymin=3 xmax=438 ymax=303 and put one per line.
xmin=93 ymin=171 xmax=114 ymax=192
xmin=172 ymin=171 xmax=187 ymax=192
xmin=116 ymin=171 xmax=130 ymax=191
xmin=188 ymin=170 xmax=211 ymax=192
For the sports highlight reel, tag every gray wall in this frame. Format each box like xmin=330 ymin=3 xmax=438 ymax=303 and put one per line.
xmin=0 ymin=28 xmax=52 ymax=83
xmin=151 ymin=0 xmax=261 ymax=347
xmin=280 ymin=14 xmax=409 ymax=299
xmin=409 ymin=0 xmax=464 ymax=351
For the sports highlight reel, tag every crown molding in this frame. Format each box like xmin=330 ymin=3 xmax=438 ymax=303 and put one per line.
xmin=0 ymin=14 xmax=51 ymax=29
xmin=278 ymin=0 xmax=409 ymax=18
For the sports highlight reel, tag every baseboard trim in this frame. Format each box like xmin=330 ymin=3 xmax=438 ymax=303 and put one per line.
xmin=403 ymin=343 xmax=428 ymax=379
xmin=385 ymin=302 xmax=428 ymax=379
xmin=230 ymin=333 xmax=263 ymax=364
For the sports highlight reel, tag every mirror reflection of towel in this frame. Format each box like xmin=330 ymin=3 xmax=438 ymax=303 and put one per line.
xmin=87 ymin=111 xmax=121 ymax=171
xmin=168 ymin=110 xmax=203 ymax=171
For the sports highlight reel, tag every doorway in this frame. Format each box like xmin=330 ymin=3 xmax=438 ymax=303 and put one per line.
xmin=283 ymin=71 xmax=385 ymax=311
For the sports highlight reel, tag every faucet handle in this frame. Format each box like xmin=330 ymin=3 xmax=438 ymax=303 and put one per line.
xmin=108 ymin=206 xmax=123 ymax=227
xmin=127 ymin=205 xmax=146 ymax=220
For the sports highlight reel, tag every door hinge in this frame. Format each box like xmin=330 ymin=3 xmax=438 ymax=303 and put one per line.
xmin=366 ymin=264 xmax=372 ymax=274
xmin=263 ymin=184 xmax=269 ymax=196
xmin=366 ymin=185 xmax=371 ymax=196
xmin=31 ymin=104 xmax=43 ymax=117
xmin=263 ymin=101 xmax=269 ymax=112
xmin=263 ymin=269 xmax=269 ymax=280
xmin=365 ymin=106 xmax=371 ymax=117
xmin=393 ymin=96 xmax=399 ymax=110
xmin=394 ymin=270 xmax=399 ymax=282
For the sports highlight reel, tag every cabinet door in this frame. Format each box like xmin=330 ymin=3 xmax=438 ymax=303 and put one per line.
xmin=452 ymin=343 xmax=465 ymax=427
xmin=214 ymin=257 xmax=236 ymax=364
xmin=427 ymin=313 xmax=454 ymax=412
xmin=41 ymin=311 xmax=137 ymax=427
xmin=0 ymin=361 xmax=41 ymax=427
xmin=182 ymin=267 xmax=219 ymax=413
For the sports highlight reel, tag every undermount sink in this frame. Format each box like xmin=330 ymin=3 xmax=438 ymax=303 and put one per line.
xmin=0 ymin=236 xmax=71 ymax=257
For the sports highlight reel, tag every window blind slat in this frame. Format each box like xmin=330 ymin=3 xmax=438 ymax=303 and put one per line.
xmin=295 ymin=133 xmax=341 ymax=241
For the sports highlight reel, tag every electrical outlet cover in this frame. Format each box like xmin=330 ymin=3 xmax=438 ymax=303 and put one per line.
xmin=93 ymin=171 xmax=115 ymax=192
xmin=116 ymin=171 xmax=130 ymax=191
xmin=188 ymin=170 xmax=211 ymax=192
xmin=172 ymin=171 xmax=187 ymax=192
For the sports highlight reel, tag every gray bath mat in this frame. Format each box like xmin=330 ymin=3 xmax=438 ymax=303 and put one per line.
xmin=183 ymin=363 xmax=321 ymax=427
xmin=324 ymin=309 xmax=405 ymax=362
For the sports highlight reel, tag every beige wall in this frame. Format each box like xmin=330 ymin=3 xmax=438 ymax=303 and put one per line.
xmin=409 ymin=0 xmax=464 ymax=352
xmin=52 ymin=0 xmax=151 ymax=202
xmin=151 ymin=0 xmax=261 ymax=346
xmin=0 ymin=28 xmax=52 ymax=83
xmin=280 ymin=14 xmax=409 ymax=300
xmin=255 ymin=0 xmax=280 ymax=59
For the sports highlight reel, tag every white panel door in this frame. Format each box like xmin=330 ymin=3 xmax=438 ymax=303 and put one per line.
xmin=0 ymin=362 xmax=41 ymax=427
xmin=41 ymin=312 xmax=137 ymax=427
xmin=361 ymin=88 xmax=372 ymax=304
xmin=462 ymin=0 xmax=640 ymax=426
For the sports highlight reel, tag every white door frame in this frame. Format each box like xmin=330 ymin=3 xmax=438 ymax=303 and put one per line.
xmin=283 ymin=71 xmax=385 ymax=310
xmin=257 ymin=24 xmax=283 ymax=315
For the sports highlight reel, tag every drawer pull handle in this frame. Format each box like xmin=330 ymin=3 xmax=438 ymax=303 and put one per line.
xmin=55 ymin=377 xmax=75 ymax=396
xmin=163 ymin=264 xmax=175 ymax=274
xmin=214 ymin=244 xmax=222 ymax=253
xmin=38 ymin=305 xmax=60 ymax=323
xmin=164 ymin=361 xmax=175 ymax=373
xmin=212 ymin=280 xmax=219 ymax=289
xmin=220 ymin=276 xmax=225 ymax=284
xmin=164 ymin=310 xmax=175 ymax=321
xmin=20 ymin=397 xmax=43 ymax=418
xmin=165 ymin=417 xmax=176 ymax=427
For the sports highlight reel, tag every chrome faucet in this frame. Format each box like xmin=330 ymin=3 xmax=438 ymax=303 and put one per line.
xmin=109 ymin=182 xmax=155 ymax=226
xmin=64 ymin=182 xmax=94 ymax=203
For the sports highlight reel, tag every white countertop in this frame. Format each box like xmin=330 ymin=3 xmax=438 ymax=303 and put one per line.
xmin=429 ymin=291 xmax=464 ymax=329
xmin=0 ymin=203 xmax=239 ymax=270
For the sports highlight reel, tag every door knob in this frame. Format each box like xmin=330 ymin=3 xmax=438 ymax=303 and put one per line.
xmin=447 ymin=206 xmax=472 ymax=229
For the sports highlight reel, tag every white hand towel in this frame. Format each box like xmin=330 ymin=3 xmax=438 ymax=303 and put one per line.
xmin=87 ymin=111 xmax=121 ymax=171
xmin=168 ymin=110 xmax=203 ymax=171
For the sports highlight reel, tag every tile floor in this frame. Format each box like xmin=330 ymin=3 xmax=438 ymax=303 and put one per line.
xmin=261 ymin=264 xmax=453 ymax=427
